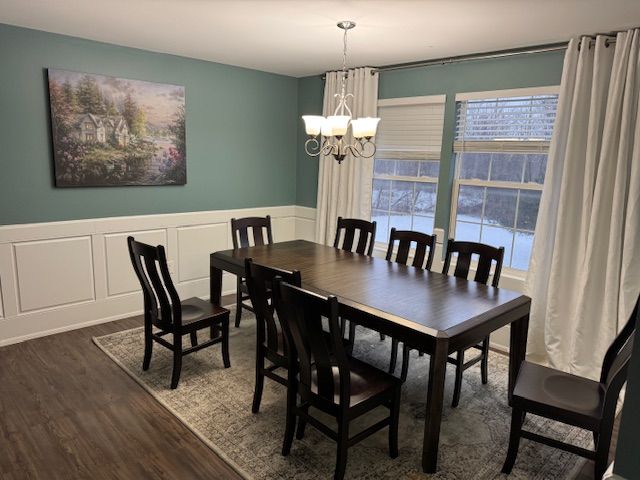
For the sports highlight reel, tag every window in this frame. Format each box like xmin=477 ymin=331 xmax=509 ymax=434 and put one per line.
xmin=451 ymin=87 xmax=559 ymax=270
xmin=371 ymin=95 xmax=446 ymax=243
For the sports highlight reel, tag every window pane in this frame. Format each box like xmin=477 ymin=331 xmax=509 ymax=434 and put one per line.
xmin=484 ymin=187 xmax=517 ymax=227
xmin=523 ymin=154 xmax=547 ymax=184
xmin=457 ymin=185 xmax=484 ymax=222
xmin=512 ymin=231 xmax=535 ymax=270
xmin=389 ymin=212 xmax=412 ymax=231
xmin=419 ymin=160 xmax=440 ymax=178
xmin=455 ymin=221 xmax=481 ymax=242
xmin=489 ymin=153 xmax=524 ymax=182
xmin=374 ymin=159 xmax=395 ymax=176
xmin=516 ymin=190 xmax=541 ymax=230
xmin=413 ymin=215 xmax=434 ymax=234
xmin=372 ymin=179 xmax=391 ymax=211
xmin=414 ymin=183 xmax=437 ymax=216
xmin=390 ymin=180 xmax=414 ymax=214
xmin=395 ymin=160 xmax=419 ymax=177
xmin=371 ymin=209 xmax=389 ymax=243
xmin=481 ymin=225 xmax=513 ymax=263
xmin=458 ymin=152 xmax=490 ymax=180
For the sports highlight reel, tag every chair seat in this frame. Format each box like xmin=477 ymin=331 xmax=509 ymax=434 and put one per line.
xmin=311 ymin=357 xmax=400 ymax=408
xmin=177 ymin=297 xmax=229 ymax=330
xmin=513 ymin=361 xmax=604 ymax=428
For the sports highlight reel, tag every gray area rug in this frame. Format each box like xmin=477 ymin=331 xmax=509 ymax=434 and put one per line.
xmin=94 ymin=308 xmax=589 ymax=479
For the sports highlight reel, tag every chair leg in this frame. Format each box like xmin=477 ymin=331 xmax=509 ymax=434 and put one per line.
xmin=170 ymin=335 xmax=183 ymax=389
xmin=502 ymin=406 xmax=524 ymax=474
xmin=189 ymin=331 xmax=198 ymax=347
xmin=481 ymin=336 xmax=490 ymax=385
xmin=252 ymin=347 xmax=265 ymax=414
xmin=235 ymin=277 xmax=243 ymax=328
xmin=389 ymin=339 xmax=399 ymax=374
xmin=282 ymin=371 xmax=298 ymax=456
xmin=594 ymin=420 xmax=614 ymax=480
xmin=400 ymin=344 xmax=411 ymax=383
xmin=380 ymin=333 xmax=386 ymax=341
xmin=221 ymin=317 xmax=231 ymax=369
xmin=388 ymin=387 xmax=401 ymax=459
xmin=452 ymin=350 xmax=464 ymax=408
xmin=335 ymin=416 xmax=349 ymax=480
xmin=142 ymin=319 xmax=153 ymax=371
xmin=296 ymin=403 xmax=309 ymax=440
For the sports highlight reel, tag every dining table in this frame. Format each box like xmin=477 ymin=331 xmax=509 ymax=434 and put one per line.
xmin=209 ymin=239 xmax=531 ymax=473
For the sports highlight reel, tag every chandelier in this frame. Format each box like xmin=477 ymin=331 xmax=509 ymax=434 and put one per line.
xmin=302 ymin=21 xmax=380 ymax=164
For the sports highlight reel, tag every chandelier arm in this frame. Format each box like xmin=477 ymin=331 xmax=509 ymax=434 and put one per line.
xmin=304 ymin=137 xmax=322 ymax=157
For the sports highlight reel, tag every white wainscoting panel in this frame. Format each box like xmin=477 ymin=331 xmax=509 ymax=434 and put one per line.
xmin=0 ymin=204 xmax=527 ymax=353
xmin=105 ymin=229 xmax=168 ymax=297
xmin=177 ymin=224 xmax=227 ymax=283
xmin=0 ymin=205 xmax=314 ymax=346
xmin=14 ymin=236 xmax=95 ymax=313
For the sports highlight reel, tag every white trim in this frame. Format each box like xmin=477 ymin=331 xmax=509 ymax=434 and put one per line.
xmin=455 ymin=85 xmax=560 ymax=101
xmin=378 ymin=94 xmax=447 ymax=106
xmin=0 ymin=205 xmax=313 ymax=346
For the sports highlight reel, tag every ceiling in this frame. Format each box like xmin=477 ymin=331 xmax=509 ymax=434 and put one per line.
xmin=1 ymin=0 xmax=639 ymax=77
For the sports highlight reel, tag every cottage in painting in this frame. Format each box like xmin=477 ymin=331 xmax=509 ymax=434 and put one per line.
xmin=73 ymin=113 xmax=130 ymax=146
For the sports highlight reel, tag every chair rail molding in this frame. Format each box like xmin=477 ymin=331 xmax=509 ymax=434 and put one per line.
xmin=0 ymin=205 xmax=317 ymax=346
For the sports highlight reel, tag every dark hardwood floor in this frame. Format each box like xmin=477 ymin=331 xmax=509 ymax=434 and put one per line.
xmin=0 ymin=294 xmax=613 ymax=479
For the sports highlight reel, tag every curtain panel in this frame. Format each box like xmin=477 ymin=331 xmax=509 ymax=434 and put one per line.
xmin=315 ymin=67 xmax=379 ymax=245
xmin=526 ymin=30 xmax=640 ymax=379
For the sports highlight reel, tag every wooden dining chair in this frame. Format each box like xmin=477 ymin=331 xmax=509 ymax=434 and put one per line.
xmin=502 ymin=295 xmax=639 ymax=480
xmin=400 ymin=239 xmax=504 ymax=408
xmin=273 ymin=278 xmax=402 ymax=480
xmin=127 ymin=236 xmax=230 ymax=389
xmin=244 ymin=258 xmax=301 ymax=414
xmin=333 ymin=217 xmax=377 ymax=349
xmin=333 ymin=216 xmax=377 ymax=256
xmin=230 ymin=215 xmax=273 ymax=328
xmin=382 ymin=228 xmax=436 ymax=374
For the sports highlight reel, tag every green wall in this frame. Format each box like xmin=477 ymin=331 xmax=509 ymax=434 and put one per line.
xmin=0 ymin=24 xmax=298 ymax=225
xmin=296 ymin=50 xmax=566 ymax=235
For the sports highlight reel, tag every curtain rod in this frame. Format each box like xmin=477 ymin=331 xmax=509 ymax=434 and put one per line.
xmin=370 ymin=42 xmax=568 ymax=74
xmin=320 ymin=29 xmax=635 ymax=79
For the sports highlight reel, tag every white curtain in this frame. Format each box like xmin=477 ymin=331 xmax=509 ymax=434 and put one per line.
xmin=315 ymin=67 xmax=379 ymax=245
xmin=526 ymin=30 xmax=640 ymax=379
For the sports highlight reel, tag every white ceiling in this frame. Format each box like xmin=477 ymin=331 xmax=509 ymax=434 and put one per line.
xmin=1 ymin=0 xmax=639 ymax=77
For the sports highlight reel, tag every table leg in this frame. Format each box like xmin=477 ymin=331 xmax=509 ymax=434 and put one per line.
xmin=210 ymin=264 xmax=222 ymax=305
xmin=508 ymin=313 xmax=529 ymax=406
xmin=422 ymin=337 xmax=449 ymax=473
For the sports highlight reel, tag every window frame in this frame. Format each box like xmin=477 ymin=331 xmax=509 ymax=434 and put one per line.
xmin=372 ymin=94 xmax=446 ymax=248
xmin=449 ymin=85 xmax=560 ymax=273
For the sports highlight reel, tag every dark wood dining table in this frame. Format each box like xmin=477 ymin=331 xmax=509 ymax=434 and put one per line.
xmin=209 ymin=240 xmax=531 ymax=473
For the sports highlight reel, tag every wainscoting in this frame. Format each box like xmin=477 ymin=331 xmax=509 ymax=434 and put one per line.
xmin=0 ymin=204 xmax=523 ymax=350
xmin=0 ymin=205 xmax=316 ymax=346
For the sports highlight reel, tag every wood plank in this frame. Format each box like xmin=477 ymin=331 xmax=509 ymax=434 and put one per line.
xmin=0 ymin=296 xmax=242 ymax=480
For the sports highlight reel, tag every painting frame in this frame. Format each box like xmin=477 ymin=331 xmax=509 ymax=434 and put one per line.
xmin=47 ymin=68 xmax=186 ymax=187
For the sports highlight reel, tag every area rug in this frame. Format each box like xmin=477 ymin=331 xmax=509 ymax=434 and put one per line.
xmin=94 ymin=309 xmax=590 ymax=479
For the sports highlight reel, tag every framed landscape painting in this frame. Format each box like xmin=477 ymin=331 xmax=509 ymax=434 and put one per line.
xmin=47 ymin=69 xmax=186 ymax=186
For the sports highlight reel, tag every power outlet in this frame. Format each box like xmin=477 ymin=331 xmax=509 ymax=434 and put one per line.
xmin=433 ymin=228 xmax=445 ymax=244
xmin=167 ymin=260 xmax=176 ymax=276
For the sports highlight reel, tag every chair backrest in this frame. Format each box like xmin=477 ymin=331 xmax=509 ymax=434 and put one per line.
xmin=127 ymin=236 xmax=181 ymax=328
xmin=333 ymin=216 xmax=377 ymax=256
xmin=231 ymin=216 xmax=273 ymax=249
xmin=600 ymin=295 xmax=639 ymax=400
xmin=385 ymin=228 xmax=436 ymax=270
xmin=273 ymin=279 xmax=350 ymax=406
xmin=442 ymin=239 xmax=505 ymax=287
xmin=245 ymin=258 xmax=301 ymax=358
